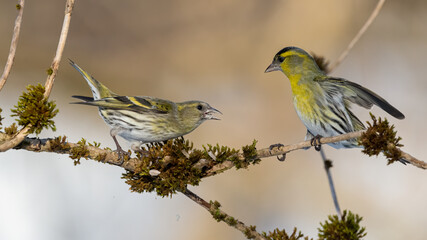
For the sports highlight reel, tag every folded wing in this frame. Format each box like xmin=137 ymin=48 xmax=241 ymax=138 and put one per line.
xmin=71 ymin=95 xmax=171 ymax=114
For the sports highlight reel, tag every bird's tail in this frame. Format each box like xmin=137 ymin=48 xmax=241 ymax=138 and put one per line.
xmin=69 ymin=59 xmax=117 ymax=100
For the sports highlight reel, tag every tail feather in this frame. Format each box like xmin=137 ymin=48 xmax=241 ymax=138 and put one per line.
xmin=69 ymin=59 xmax=117 ymax=100
xmin=70 ymin=101 xmax=97 ymax=106
xmin=71 ymin=95 xmax=94 ymax=102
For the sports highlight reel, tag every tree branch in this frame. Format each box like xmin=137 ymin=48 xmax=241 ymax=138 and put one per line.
xmin=0 ymin=0 xmax=75 ymax=152
xmin=329 ymin=0 xmax=385 ymax=72
xmin=11 ymin=130 xmax=426 ymax=175
xmin=319 ymin=148 xmax=342 ymax=218
xmin=0 ymin=0 xmax=25 ymax=91
xmin=44 ymin=0 xmax=75 ymax=98
xmin=182 ymin=188 xmax=266 ymax=240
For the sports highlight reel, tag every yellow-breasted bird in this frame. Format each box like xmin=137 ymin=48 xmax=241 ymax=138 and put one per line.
xmin=265 ymin=46 xmax=404 ymax=149
xmin=70 ymin=60 xmax=221 ymax=159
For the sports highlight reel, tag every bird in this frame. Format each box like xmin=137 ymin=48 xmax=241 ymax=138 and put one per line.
xmin=265 ymin=46 xmax=404 ymax=150
xmin=69 ymin=60 xmax=221 ymax=162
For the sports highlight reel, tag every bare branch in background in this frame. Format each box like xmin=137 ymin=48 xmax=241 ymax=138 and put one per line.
xmin=0 ymin=0 xmax=25 ymax=91
xmin=329 ymin=0 xmax=386 ymax=72
xmin=44 ymin=0 xmax=75 ymax=98
xmin=319 ymin=148 xmax=342 ymax=218
xmin=0 ymin=0 xmax=75 ymax=152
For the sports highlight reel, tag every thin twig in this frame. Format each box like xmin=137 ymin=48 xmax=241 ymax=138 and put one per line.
xmin=319 ymin=148 xmax=342 ymax=218
xmin=0 ymin=0 xmax=75 ymax=152
xmin=0 ymin=0 xmax=25 ymax=91
xmin=181 ymin=188 xmax=267 ymax=240
xmin=207 ymin=131 xmax=363 ymax=176
xmin=44 ymin=0 xmax=75 ymax=97
xmin=206 ymin=130 xmax=426 ymax=176
xmin=329 ymin=0 xmax=386 ymax=71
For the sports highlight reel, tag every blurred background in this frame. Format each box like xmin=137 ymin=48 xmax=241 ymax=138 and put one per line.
xmin=1 ymin=0 xmax=426 ymax=239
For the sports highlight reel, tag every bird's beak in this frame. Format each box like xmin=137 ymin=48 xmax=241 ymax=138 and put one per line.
xmin=264 ymin=62 xmax=281 ymax=73
xmin=204 ymin=107 xmax=222 ymax=120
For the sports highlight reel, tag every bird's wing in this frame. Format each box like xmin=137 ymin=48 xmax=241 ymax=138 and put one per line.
xmin=314 ymin=76 xmax=405 ymax=119
xmin=71 ymin=95 xmax=172 ymax=114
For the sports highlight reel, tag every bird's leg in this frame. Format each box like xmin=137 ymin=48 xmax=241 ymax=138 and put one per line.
xmin=110 ymin=128 xmax=129 ymax=165
xmin=303 ymin=130 xmax=314 ymax=150
xmin=111 ymin=135 xmax=129 ymax=165
xmin=310 ymin=135 xmax=322 ymax=151
xmin=269 ymin=143 xmax=286 ymax=161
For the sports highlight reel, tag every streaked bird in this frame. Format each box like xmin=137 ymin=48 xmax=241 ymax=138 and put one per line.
xmin=265 ymin=46 xmax=404 ymax=149
xmin=70 ymin=60 xmax=221 ymax=160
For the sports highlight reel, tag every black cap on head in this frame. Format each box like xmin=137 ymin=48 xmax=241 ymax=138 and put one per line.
xmin=276 ymin=46 xmax=300 ymax=56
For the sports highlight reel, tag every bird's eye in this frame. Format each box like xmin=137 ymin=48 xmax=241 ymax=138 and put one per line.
xmin=277 ymin=56 xmax=285 ymax=62
xmin=197 ymin=104 xmax=203 ymax=110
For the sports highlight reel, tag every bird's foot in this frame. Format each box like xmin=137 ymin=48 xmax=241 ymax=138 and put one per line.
xmin=130 ymin=143 xmax=152 ymax=159
xmin=111 ymin=134 xmax=129 ymax=165
xmin=143 ymin=142 xmax=158 ymax=150
xmin=276 ymin=153 xmax=286 ymax=162
xmin=269 ymin=143 xmax=284 ymax=151
xmin=114 ymin=147 xmax=130 ymax=166
xmin=134 ymin=149 xmax=150 ymax=158
xmin=310 ymin=135 xmax=322 ymax=151
xmin=269 ymin=143 xmax=286 ymax=161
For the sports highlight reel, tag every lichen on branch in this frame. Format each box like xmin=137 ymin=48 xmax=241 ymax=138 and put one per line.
xmin=122 ymin=139 xmax=260 ymax=197
xmin=359 ymin=113 xmax=403 ymax=164
xmin=11 ymin=84 xmax=58 ymax=135
xmin=262 ymin=228 xmax=312 ymax=240
xmin=318 ymin=210 xmax=366 ymax=240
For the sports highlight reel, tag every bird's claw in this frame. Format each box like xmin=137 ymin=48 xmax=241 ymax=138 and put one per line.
xmin=114 ymin=148 xmax=129 ymax=166
xmin=269 ymin=143 xmax=286 ymax=161
xmin=277 ymin=154 xmax=286 ymax=162
xmin=310 ymin=135 xmax=322 ymax=151
xmin=269 ymin=143 xmax=284 ymax=151
xmin=134 ymin=148 xmax=150 ymax=158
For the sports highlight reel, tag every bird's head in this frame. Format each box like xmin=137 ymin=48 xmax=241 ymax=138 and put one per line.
xmin=177 ymin=101 xmax=222 ymax=131
xmin=265 ymin=46 xmax=323 ymax=78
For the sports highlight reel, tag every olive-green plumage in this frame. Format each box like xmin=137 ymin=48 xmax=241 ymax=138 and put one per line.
xmin=265 ymin=47 xmax=404 ymax=148
xmin=69 ymin=60 xmax=221 ymax=155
